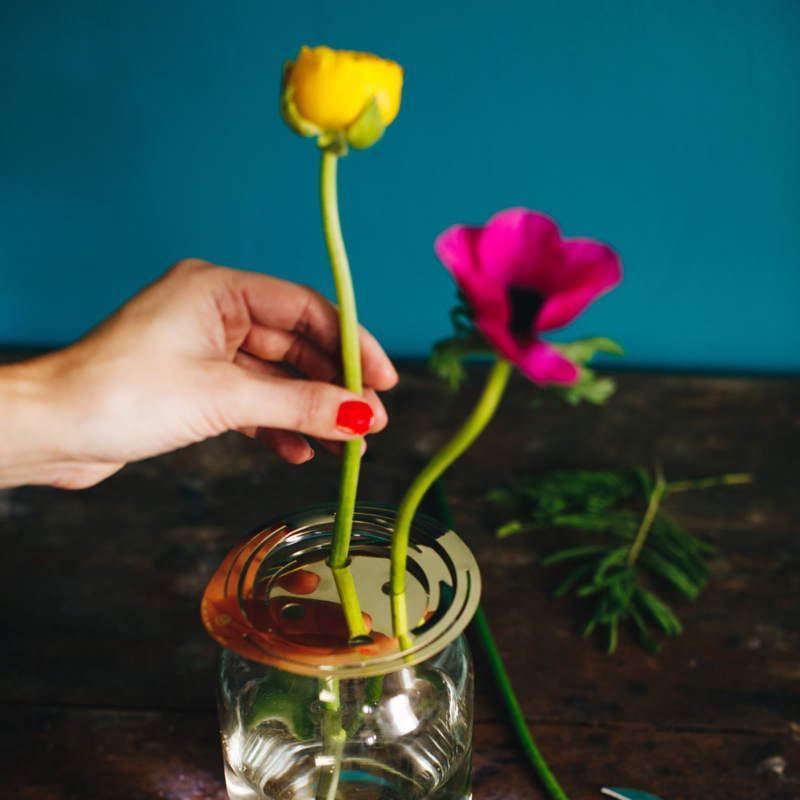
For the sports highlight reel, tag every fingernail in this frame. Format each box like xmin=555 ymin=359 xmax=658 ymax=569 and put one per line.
xmin=336 ymin=400 xmax=373 ymax=435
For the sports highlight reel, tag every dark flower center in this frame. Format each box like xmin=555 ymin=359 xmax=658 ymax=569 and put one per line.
xmin=508 ymin=286 xmax=545 ymax=335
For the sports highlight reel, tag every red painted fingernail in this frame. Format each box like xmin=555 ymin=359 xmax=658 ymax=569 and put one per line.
xmin=336 ymin=401 xmax=373 ymax=435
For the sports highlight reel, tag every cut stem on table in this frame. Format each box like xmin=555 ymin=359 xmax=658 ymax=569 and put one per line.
xmin=434 ymin=478 xmax=570 ymax=800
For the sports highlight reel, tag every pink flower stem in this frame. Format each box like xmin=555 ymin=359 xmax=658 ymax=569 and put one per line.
xmin=390 ymin=357 xmax=513 ymax=647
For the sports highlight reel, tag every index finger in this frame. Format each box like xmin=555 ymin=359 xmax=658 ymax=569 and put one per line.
xmin=226 ymin=269 xmax=398 ymax=391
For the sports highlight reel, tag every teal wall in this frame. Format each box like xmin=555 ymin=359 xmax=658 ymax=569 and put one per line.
xmin=1 ymin=1 xmax=798 ymax=373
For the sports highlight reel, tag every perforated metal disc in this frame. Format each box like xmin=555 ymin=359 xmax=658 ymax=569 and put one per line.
xmin=201 ymin=503 xmax=481 ymax=678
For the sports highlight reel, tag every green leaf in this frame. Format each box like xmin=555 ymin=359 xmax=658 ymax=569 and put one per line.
xmin=591 ymin=549 xmax=630 ymax=584
xmin=512 ymin=469 xmax=640 ymax=522
xmin=607 ymin=614 xmax=619 ymax=654
xmin=635 ymin=589 xmax=683 ymax=635
xmin=536 ymin=337 xmax=625 ymax=406
xmin=346 ymin=96 xmax=386 ymax=149
xmin=549 ymin=368 xmax=618 ymax=406
xmin=638 ymin=551 xmax=701 ymax=600
xmin=628 ymin=604 xmax=661 ymax=652
xmin=646 ymin=527 xmax=710 ymax=588
xmin=429 ymin=329 xmax=493 ymax=390
xmin=485 ymin=487 xmax=522 ymax=509
xmin=635 ymin=466 xmax=654 ymax=497
xmin=279 ymin=62 xmax=323 ymax=139
xmin=540 ymin=544 xmax=613 ymax=567
xmin=582 ymin=603 xmax=605 ymax=636
xmin=244 ymin=670 xmax=320 ymax=740
xmin=656 ymin=511 xmax=715 ymax=555
xmin=449 ymin=292 xmax=475 ymax=334
xmin=549 ymin=337 xmax=625 ymax=365
xmin=552 ymin=561 xmax=596 ymax=598
xmin=550 ymin=513 xmax=634 ymax=534
xmin=495 ymin=519 xmax=529 ymax=538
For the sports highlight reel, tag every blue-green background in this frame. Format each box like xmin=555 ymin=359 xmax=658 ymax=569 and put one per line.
xmin=1 ymin=1 xmax=798 ymax=373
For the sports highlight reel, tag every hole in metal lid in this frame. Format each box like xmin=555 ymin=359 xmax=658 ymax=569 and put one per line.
xmin=325 ymin=556 xmax=352 ymax=569
xmin=280 ymin=603 xmax=307 ymax=621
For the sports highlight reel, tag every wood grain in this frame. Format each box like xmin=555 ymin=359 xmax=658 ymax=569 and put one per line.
xmin=1 ymin=359 xmax=798 ymax=798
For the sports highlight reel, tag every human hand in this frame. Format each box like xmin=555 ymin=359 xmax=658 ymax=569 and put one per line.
xmin=0 ymin=259 xmax=398 ymax=489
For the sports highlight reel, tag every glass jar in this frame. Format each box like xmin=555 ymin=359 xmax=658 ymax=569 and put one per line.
xmin=202 ymin=503 xmax=480 ymax=800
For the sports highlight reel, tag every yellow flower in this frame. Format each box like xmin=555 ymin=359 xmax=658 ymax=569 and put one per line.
xmin=281 ymin=46 xmax=403 ymax=150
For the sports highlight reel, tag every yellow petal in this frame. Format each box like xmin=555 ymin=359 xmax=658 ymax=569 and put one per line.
xmin=289 ymin=46 xmax=403 ymax=131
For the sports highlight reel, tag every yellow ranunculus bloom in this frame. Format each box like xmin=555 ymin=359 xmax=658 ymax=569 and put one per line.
xmin=287 ymin=46 xmax=403 ymax=132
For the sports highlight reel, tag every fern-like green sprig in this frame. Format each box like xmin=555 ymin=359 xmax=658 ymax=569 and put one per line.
xmin=490 ymin=467 xmax=752 ymax=653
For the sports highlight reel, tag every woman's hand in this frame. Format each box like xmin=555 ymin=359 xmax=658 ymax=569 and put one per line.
xmin=0 ymin=259 xmax=398 ymax=489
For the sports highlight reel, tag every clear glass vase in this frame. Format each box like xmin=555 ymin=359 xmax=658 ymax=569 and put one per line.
xmin=202 ymin=503 xmax=480 ymax=800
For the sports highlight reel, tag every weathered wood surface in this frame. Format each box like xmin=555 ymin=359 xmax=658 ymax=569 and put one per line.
xmin=1 ymin=357 xmax=799 ymax=799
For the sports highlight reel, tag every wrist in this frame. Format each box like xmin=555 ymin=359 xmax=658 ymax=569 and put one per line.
xmin=0 ymin=355 xmax=66 ymax=488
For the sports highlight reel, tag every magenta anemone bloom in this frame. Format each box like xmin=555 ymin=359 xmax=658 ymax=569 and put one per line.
xmin=434 ymin=208 xmax=622 ymax=385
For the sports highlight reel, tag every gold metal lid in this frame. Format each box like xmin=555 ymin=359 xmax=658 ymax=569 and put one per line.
xmin=201 ymin=503 xmax=481 ymax=678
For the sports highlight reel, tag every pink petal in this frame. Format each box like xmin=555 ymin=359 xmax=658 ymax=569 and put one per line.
xmin=475 ymin=317 xmax=525 ymax=366
xmin=517 ymin=340 xmax=580 ymax=385
xmin=435 ymin=224 xmax=507 ymax=321
xmin=475 ymin=320 xmax=579 ymax=386
xmin=434 ymin=224 xmax=481 ymax=276
xmin=476 ymin=208 xmax=564 ymax=293
xmin=535 ymin=240 xmax=623 ymax=331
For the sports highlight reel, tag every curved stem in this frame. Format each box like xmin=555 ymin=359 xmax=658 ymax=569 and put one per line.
xmin=433 ymin=477 xmax=569 ymax=800
xmin=472 ymin=605 xmax=570 ymax=800
xmin=320 ymin=149 xmax=367 ymax=640
xmin=390 ymin=358 xmax=513 ymax=643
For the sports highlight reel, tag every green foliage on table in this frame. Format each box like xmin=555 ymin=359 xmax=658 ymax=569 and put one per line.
xmin=488 ymin=467 xmax=751 ymax=653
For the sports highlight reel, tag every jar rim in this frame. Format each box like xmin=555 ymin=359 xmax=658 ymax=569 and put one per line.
xmin=201 ymin=502 xmax=481 ymax=678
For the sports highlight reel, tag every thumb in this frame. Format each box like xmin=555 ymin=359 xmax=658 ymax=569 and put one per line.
xmin=214 ymin=365 xmax=377 ymax=441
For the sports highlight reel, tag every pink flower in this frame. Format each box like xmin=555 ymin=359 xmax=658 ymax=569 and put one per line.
xmin=434 ymin=208 xmax=622 ymax=385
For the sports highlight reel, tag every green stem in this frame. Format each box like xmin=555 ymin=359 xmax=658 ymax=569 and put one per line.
xmin=390 ymin=358 xmax=513 ymax=643
xmin=434 ymin=477 xmax=569 ymax=800
xmin=343 ymin=676 xmax=384 ymax=739
xmin=627 ymin=465 xmax=667 ymax=567
xmin=332 ymin=565 xmax=369 ymax=644
xmin=316 ymin=677 xmax=346 ymax=800
xmin=472 ymin=606 xmax=570 ymax=800
xmin=320 ymin=148 xmax=367 ymax=641
xmin=666 ymin=473 xmax=752 ymax=494
xmin=321 ymin=150 xmax=362 ymax=396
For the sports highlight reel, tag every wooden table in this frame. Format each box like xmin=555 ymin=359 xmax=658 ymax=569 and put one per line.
xmin=2 ymin=359 xmax=799 ymax=799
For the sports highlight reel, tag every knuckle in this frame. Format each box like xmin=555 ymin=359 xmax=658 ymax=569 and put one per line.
xmin=292 ymin=381 xmax=325 ymax=431
xmin=169 ymin=257 xmax=207 ymax=274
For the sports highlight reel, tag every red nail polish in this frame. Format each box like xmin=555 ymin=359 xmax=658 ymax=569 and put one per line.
xmin=336 ymin=401 xmax=373 ymax=435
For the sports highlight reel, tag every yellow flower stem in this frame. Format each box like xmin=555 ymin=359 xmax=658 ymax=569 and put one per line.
xmin=390 ymin=358 xmax=513 ymax=645
xmin=316 ymin=676 xmax=346 ymax=800
xmin=320 ymin=148 xmax=367 ymax=642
